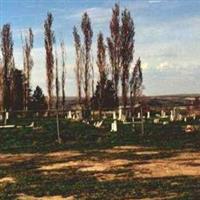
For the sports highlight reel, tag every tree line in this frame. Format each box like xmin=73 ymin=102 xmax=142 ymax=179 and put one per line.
xmin=0 ymin=3 xmax=143 ymax=117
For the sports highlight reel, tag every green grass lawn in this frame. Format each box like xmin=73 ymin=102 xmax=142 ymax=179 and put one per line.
xmin=0 ymin=118 xmax=200 ymax=199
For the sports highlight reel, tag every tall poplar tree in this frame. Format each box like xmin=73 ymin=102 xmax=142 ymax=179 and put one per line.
xmin=22 ymin=28 xmax=34 ymax=110
xmin=1 ymin=24 xmax=14 ymax=111
xmin=130 ymin=58 xmax=143 ymax=116
xmin=60 ymin=40 xmax=66 ymax=111
xmin=44 ymin=13 xmax=55 ymax=111
xmin=107 ymin=4 xmax=121 ymax=102
xmin=73 ymin=26 xmax=82 ymax=104
xmin=55 ymin=47 xmax=59 ymax=110
xmin=121 ymin=9 xmax=135 ymax=108
xmin=81 ymin=12 xmax=93 ymax=108
xmin=96 ymin=32 xmax=106 ymax=115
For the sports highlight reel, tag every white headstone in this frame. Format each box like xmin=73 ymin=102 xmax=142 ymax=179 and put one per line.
xmin=111 ymin=120 xmax=117 ymax=132
xmin=113 ymin=111 xmax=116 ymax=120
xmin=67 ymin=111 xmax=72 ymax=119
xmin=132 ymin=117 xmax=135 ymax=129
xmin=155 ymin=114 xmax=160 ymax=117
xmin=5 ymin=112 xmax=9 ymax=120
xmin=170 ymin=110 xmax=175 ymax=121
xmin=147 ymin=111 xmax=150 ymax=119
xmin=118 ymin=107 xmax=122 ymax=121
xmin=161 ymin=110 xmax=166 ymax=118
xmin=170 ymin=112 xmax=174 ymax=122
xmin=177 ymin=114 xmax=182 ymax=121
xmin=163 ymin=121 xmax=169 ymax=125
xmin=153 ymin=118 xmax=159 ymax=124
xmin=94 ymin=120 xmax=103 ymax=128
xmin=184 ymin=117 xmax=187 ymax=122
xmin=72 ymin=114 xmax=76 ymax=120
xmin=137 ymin=112 xmax=141 ymax=118
xmin=121 ymin=114 xmax=126 ymax=122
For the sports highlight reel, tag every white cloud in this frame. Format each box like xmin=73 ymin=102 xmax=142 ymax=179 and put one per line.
xmin=157 ymin=61 xmax=169 ymax=70
xmin=148 ymin=0 xmax=161 ymax=4
xmin=66 ymin=7 xmax=111 ymax=26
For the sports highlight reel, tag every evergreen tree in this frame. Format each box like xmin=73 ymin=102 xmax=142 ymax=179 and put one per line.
xmin=12 ymin=69 xmax=24 ymax=111
xmin=91 ymin=80 xmax=117 ymax=110
xmin=29 ymin=86 xmax=47 ymax=112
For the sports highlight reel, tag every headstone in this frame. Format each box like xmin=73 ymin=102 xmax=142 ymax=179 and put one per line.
xmin=170 ymin=110 xmax=174 ymax=122
xmin=137 ymin=112 xmax=141 ymax=119
xmin=161 ymin=110 xmax=164 ymax=118
xmin=78 ymin=111 xmax=82 ymax=120
xmin=72 ymin=114 xmax=76 ymax=120
xmin=67 ymin=111 xmax=72 ymax=119
xmin=103 ymin=113 xmax=107 ymax=119
xmin=110 ymin=120 xmax=117 ymax=132
xmin=177 ymin=114 xmax=182 ymax=121
xmin=163 ymin=121 xmax=169 ymax=125
xmin=118 ymin=107 xmax=122 ymax=121
xmin=147 ymin=111 xmax=150 ymax=119
xmin=155 ymin=114 xmax=160 ymax=117
xmin=131 ymin=117 xmax=135 ymax=130
xmin=4 ymin=112 xmax=9 ymax=125
xmin=27 ymin=122 xmax=34 ymax=128
xmin=94 ymin=120 xmax=103 ymax=128
xmin=121 ymin=114 xmax=126 ymax=122
xmin=153 ymin=118 xmax=159 ymax=124
xmin=113 ymin=111 xmax=116 ymax=120
xmin=184 ymin=117 xmax=187 ymax=122
xmin=76 ymin=113 xmax=80 ymax=121
xmin=5 ymin=112 xmax=9 ymax=120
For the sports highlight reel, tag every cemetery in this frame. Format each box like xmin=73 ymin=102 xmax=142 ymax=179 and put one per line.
xmin=1 ymin=0 xmax=200 ymax=199
xmin=0 ymin=104 xmax=200 ymax=199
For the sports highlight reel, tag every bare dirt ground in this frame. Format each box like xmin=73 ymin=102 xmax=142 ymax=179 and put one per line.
xmin=1 ymin=145 xmax=200 ymax=199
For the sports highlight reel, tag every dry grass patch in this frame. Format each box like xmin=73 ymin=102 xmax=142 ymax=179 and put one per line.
xmin=17 ymin=194 xmax=75 ymax=200
xmin=0 ymin=176 xmax=16 ymax=184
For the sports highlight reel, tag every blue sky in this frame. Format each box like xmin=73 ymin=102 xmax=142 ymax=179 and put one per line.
xmin=1 ymin=0 xmax=200 ymax=96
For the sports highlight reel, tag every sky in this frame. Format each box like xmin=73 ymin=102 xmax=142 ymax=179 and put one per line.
xmin=0 ymin=0 xmax=200 ymax=96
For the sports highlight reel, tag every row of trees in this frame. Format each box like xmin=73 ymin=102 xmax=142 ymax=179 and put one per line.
xmin=73 ymin=4 xmax=143 ymax=115
xmin=0 ymin=24 xmax=47 ymax=112
xmin=0 ymin=3 xmax=143 ymax=116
